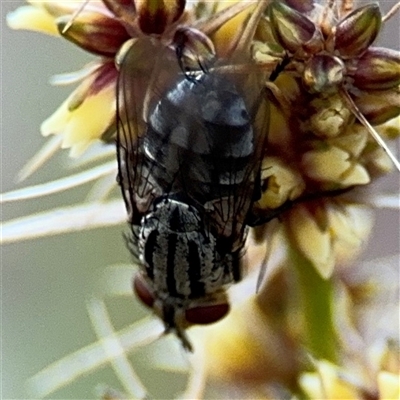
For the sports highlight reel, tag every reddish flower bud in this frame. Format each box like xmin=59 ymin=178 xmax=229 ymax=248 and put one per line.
xmin=354 ymin=90 xmax=400 ymax=125
xmin=284 ymin=0 xmax=314 ymax=13
xmin=334 ymin=4 xmax=382 ymax=58
xmin=269 ymin=1 xmax=323 ymax=56
xmin=303 ymin=55 xmax=345 ymax=93
xmin=135 ymin=0 xmax=185 ymax=35
xmin=102 ymin=0 xmax=136 ymax=20
xmin=350 ymin=47 xmax=400 ymax=90
xmin=57 ymin=11 xmax=130 ymax=57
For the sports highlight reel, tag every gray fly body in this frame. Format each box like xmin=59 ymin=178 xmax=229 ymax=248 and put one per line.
xmin=116 ymin=39 xmax=268 ymax=350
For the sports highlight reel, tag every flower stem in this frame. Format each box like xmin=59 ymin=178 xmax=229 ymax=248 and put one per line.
xmin=289 ymin=247 xmax=337 ymax=362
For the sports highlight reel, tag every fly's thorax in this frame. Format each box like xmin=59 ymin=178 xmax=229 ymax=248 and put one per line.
xmin=143 ymin=72 xmax=256 ymax=205
xmin=165 ymin=73 xmax=251 ymax=129
xmin=147 ymin=73 xmax=254 ymax=157
xmin=138 ymin=197 xmax=237 ymax=301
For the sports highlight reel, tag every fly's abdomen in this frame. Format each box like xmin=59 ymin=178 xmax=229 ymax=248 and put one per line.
xmin=139 ymin=199 xmax=233 ymax=300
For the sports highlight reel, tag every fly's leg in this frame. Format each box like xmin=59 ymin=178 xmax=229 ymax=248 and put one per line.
xmin=247 ymin=187 xmax=355 ymax=228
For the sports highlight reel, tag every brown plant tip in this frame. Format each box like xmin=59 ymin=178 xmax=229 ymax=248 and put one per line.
xmin=268 ymin=1 xmax=323 ymax=56
xmin=57 ymin=12 xmax=130 ymax=57
xmin=102 ymin=0 xmax=136 ymax=18
xmin=354 ymin=90 xmax=400 ymax=126
xmin=350 ymin=47 xmax=400 ymax=91
xmin=334 ymin=4 xmax=382 ymax=57
xmin=303 ymin=55 xmax=346 ymax=93
xmin=136 ymin=0 xmax=185 ymax=35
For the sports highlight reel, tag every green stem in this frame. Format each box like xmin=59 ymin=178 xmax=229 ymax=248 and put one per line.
xmin=289 ymin=246 xmax=337 ymax=362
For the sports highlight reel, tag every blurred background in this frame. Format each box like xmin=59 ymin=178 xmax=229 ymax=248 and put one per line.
xmin=1 ymin=1 xmax=399 ymax=399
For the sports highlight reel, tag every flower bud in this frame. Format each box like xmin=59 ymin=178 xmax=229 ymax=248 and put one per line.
xmin=286 ymin=204 xmax=335 ymax=279
xmin=268 ymin=1 xmax=323 ymax=56
xmin=364 ymin=147 xmax=393 ymax=175
xmin=57 ymin=12 xmax=130 ymax=57
xmin=135 ymin=0 xmax=185 ymax=35
xmin=303 ymin=55 xmax=346 ymax=93
xmin=257 ymin=157 xmax=305 ymax=209
xmin=334 ymin=4 xmax=381 ymax=57
xmin=354 ymin=90 xmax=400 ymax=125
xmin=351 ymin=47 xmax=400 ymax=90
xmin=327 ymin=203 xmax=373 ymax=265
xmin=305 ymin=94 xmax=352 ymax=138
xmin=302 ymin=146 xmax=370 ymax=186
xmin=330 ymin=128 xmax=368 ymax=158
xmin=376 ymin=115 xmax=400 ymax=140
xmin=102 ymin=0 xmax=136 ymax=21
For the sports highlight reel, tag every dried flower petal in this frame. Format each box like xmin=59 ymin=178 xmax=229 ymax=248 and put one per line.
xmin=172 ymin=26 xmax=216 ymax=71
xmin=327 ymin=204 xmax=373 ymax=265
xmin=102 ymin=0 xmax=136 ymax=20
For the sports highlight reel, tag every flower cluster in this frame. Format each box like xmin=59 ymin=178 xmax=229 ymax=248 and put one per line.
xmin=5 ymin=0 xmax=400 ymax=399
xmin=250 ymin=0 xmax=400 ymax=278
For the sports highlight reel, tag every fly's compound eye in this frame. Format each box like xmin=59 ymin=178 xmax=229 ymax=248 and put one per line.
xmin=133 ymin=273 xmax=155 ymax=309
xmin=185 ymin=302 xmax=230 ymax=325
xmin=133 ymin=273 xmax=230 ymax=325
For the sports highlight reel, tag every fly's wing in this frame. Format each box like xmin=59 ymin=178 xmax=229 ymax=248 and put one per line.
xmin=116 ymin=39 xmax=180 ymax=225
xmin=196 ymin=69 xmax=270 ymax=248
xmin=150 ymin=65 xmax=270 ymax=245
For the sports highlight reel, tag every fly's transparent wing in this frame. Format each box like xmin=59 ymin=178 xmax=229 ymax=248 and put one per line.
xmin=116 ymin=39 xmax=181 ymax=225
xmin=191 ymin=68 xmax=270 ymax=247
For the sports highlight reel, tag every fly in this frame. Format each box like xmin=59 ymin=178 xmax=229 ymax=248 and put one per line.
xmin=116 ymin=37 xmax=269 ymax=350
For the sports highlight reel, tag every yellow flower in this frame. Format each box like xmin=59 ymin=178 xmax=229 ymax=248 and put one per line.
xmin=378 ymin=371 xmax=400 ymax=399
xmin=299 ymin=360 xmax=360 ymax=399
xmin=41 ymin=62 xmax=117 ymax=157
xmin=6 ymin=0 xmax=188 ymax=156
